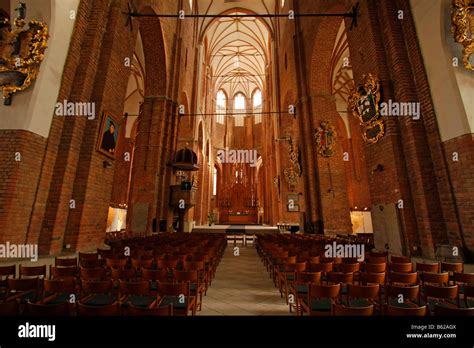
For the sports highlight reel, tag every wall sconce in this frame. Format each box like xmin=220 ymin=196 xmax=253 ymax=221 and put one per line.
xmin=103 ymin=161 xmax=112 ymax=169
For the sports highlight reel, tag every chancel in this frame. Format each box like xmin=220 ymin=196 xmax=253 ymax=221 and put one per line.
xmin=0 ymin=0 xmax=473 ymax=322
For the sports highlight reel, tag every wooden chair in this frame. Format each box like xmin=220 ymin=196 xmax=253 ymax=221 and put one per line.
xmin=289 ymin=271 xmax=321 ymax=315
xmin=434 ymin=304 xmax=474 ymax=316
xmin=441 ymin=262 xmax=463 ymax=274
xmin=118 ymin=280 xmax=155 ymax=309
xmin=183 ymin=261 xmax=209 ymax=293
xmin=385 ymin=304 xmax=426 ymax=316
xmin=346 ymin=284 xmax=381 ymax=311
xmin=453 ymin=272 xmax=474 ymax=301
xmin=79 ymin=253 xmax=100 ymax=268
xmin=26 ymin=301 xmax=70 ymax=316
xmin=7 ymin=278 xmax=40 ymax=303
xmin=55 ymin=257 xmax=78 ymax=267
xmin=77 ymin=301 xmax=121 ymax=316
xmin=41 ymin=278 xmax=76 ymax=305
xmin=300 ymin=283 xmax=341 ymax=316
xmin=156 ymin=282 xmax=196 ymax=316
xmin=332 ymin=303 xmax=374 ymax=316
xmin=173 ymin=270 xmax=205 ymax=311
xmin=79 ymin=279 xmax=115 ymax=306
xmin=416 ymin=262 xmax=439 ymax=273
xmin=338 ymin=263 xmax=360 ymax=274
xmin=423 ymin=284 xmax=459 ymax=314
xmin=128 ymin=303 xmax=173 ymax=316
xmin=142 ymin=268 xmax=168 ymax=293
xmin=391 ymin=263 xmax=414 ymax=273
xmin=131 ymin=258 xmax=153 ymax=271
xmin=277 ymin=262 xmax=306 ymax=301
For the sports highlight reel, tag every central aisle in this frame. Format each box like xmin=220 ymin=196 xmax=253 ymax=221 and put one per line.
xmin=199 ymin=243 xmax=290 ymax=316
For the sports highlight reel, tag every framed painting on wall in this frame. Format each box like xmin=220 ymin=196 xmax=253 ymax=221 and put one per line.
xmin=97 ymin=111 xmax=120 ymax=159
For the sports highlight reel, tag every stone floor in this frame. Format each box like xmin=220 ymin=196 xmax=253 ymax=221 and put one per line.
xmin=198 ymin=244 xmax=291 ymax=316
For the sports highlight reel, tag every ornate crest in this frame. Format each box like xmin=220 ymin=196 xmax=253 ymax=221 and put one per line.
xmin=348 ymin=74 xmax=385 ymax=144
xmin=283 ymin=167 xmax=298 ymax=191
xmin=287 ymin=136 xmax=302 ymax=176
xmin=0 ymin=3 xmax=49 ymax=105
xmin=452 ymin=0 xmax=474 ymax=71
xmin=314 ymin=121 xmax=337 ymax=157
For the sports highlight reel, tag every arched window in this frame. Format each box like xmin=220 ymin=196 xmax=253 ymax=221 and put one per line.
xmin=189 ymin=0 xmax=193 ymax=11
xmin=281 ymin=0 xmax=285 ymax=8
xmin=253 ymin=89 xmax=263 ymax=124
xmin=216 ymin=90 xmax=226 ymax=124
xmin=213 ymin=166 xmax=218 ymax=196
xmin=234 ymin=93 xmax=246 ymax=127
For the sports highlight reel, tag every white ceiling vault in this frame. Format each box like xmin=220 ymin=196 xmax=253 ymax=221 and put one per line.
xmin=197 ymin=0 xmax=276 ymax=102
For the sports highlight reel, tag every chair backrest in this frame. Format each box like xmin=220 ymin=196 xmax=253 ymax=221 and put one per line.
xmin=390 ymin=255 xmax=411 ymax=264
xmin=55 ymin=257 xmax=78 ymax=267
xmin=339 ymin=263 xmax=360 ymax=273
xmin=131 ymin=258 xmax=153 ymax=269
xmin=308 ymin=283 xmax=341 ymax=300
xmin=441 ymin=262 xmax=463 ymax=273
xmin=79 ymin=252 xmax=98 ymax=261
xmin=388 ymin=271 xmax=418 ymax=285
xmin=434 ymin=304 xmax=474 ymax=316
xmin=332 ymin=303 xmax=374 ymax=316
xmin=79 ymin=259 xmax=102 ymax=268
xmin=386 ymin=284 xmax=420 ymax=303
xmin=44 ymin=278 xmax=76 ymax=295
xmin=106 ymin=258 xmax=127 ymax=269
xmin=157 ymin=259 xmax=179 ymax=270
xmin=173 ymin=270 xmax=198 ymax=283
xmin=128 ymin=303 xmax=172 ymax=316
xmin=119 ymin=280 xmax=150 ymax=296
xmin=391 ymin=262 xmax=414 ymax=273
xmin=360 ymin=272 xmax=386 ymax=286
xmin=454 ymin=272 xmax=474 ymax=284
xmin=367 ymin=256 xmax=387 ymax=264
xmin=424 ymin=284 xmax=458 ymax=301
xmin=284 ymin=262 xmax=306 ymax=273
xmin=0 ymin=265 xmax=16 ymax=279
xmin=19 ymin=265 xmax=47 ymax=279
xmin=364 ymin=262 xmax=386 ymax=273
xmin=420 ymin=272 xmax=449 ymax=286
xmin=308 ymin=262 xmax=333 ymax=273
xmin=50 ymin=266 xmax=77 ymax=280
xmin=295 ymin=272 xmax=321 ymax=285
xmin=110 ymin=267 xmax=136 ymax=281
xmin=385 ymin=304 xmax=426 ymax=316
xmin=26 ymin=301 xmax=70 ymax=316
xmin=80 ymin=279 xmax=113 ymax=297
xmin=183 ymin=261 xmax=205 ymax=271
xmin=327 ymin=272 xmax=354 ymax=285
xmin=7 ymin=277 xmax=39 ymax=292
xmin=416 ymin=262 xmax=439 ymax=273
xmin=347 ymin=284 xmax=380 ymax=301
xmin=77 ymin=301 xmax=120 ymax=316
xmin=157 ymin=281 xmax=190 ymax=297
xmin=79 ymin=267 xmax=106 ymax=280
xmin=142 ymin=268 xmax=168 ymax=282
